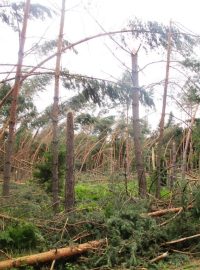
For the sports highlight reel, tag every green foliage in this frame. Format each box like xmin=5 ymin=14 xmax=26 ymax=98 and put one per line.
xmin=192 ymin=119 xmax=200 ymax=166
xmin=149 ymin=159 xmax=168 ymax=194
xmin=118 ymin=71 xmax=155 ymax=108
xmin=36 ymin=40 xmax=78 ymax=56
xmin=22 ymin=74 xmax=52 ymax=96
xmin=60 ymin=70 xmax=154 ymax=113
xmin=33 ymin=147 xmax=66 ymax=193
xmin=160 ymin=187 xmax=171 ymax=199
xmin=0 ymin=223 xmax=42 ymax=250
xmin=75 ymin=182 xmax=109 ymax=210
xmin=165 ymin=111 xmax=175 ymax=128
xmin=1 ymin=181 xmax=200 ymax=269
xmin=93 ymin=115 xmax=115 ymax=137
xmin=0 ymin=83 xmax=38 ymax=129
xmin=0 ymin=182 xmax=52 ymax=219
xmin=0 ymin=2 xmax=53 ymax=32
xmin=192 ymin=186 xmax=200 ymax=218
xmin=64 ymin=262 xmax=79 ymax=270
xmin=62 ymin=73 xmax=121 ymax=109
xmin=79 ymin=198 xmax=166 ymax=269
xmin=182 ymin=58 xmax=200 ymax=73
xmin=75 ymin=113 xmax=96 ymax=126
xmin=128 ymin=19 xmax=198 ymax=57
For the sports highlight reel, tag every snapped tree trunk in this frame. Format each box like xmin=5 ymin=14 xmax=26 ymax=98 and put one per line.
xmin=65 ymin=111 xmax=75 ymax=210
xmin=52 ymin=0 xmax=66 ymax=211
xmin=156 ymin=22 xmax=172 ymax=198
xmin=181 ymin=104 xmax=198 ymax=180
xmin=131 ymin=52 xmax=147 ymax=197
xmin=3 ymin=0 xmax=30 ymax=196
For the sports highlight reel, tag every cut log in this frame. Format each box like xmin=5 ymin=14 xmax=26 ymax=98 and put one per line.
xmin=0 ymin=240 xmax=105 ymax=270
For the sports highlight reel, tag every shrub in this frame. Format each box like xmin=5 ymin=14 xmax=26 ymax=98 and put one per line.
xmin=0 ymin=223 xmax=43 ymax=250
xmin=33 ymin=147 xmax=66 ymax=193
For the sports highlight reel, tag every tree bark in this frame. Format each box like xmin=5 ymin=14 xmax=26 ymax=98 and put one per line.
xmin=149 ymin=252 xmax=168 ymax=263
xmin=152 ymin=147 xmax=156 ymax=170
xmin=3 ymin=0 xmax=30 ymax=196
xmin=125 ymin=103 xmax=130 ymax=179
xmin=65 ymin=111 xmax=75 ymax=211
xmin=156 ymin=22 xmax=172 ymax=198
xmin=0 ymin=240 xmax=105 ymax=270
xmin=181 ymin=104 xmax=198 ymax=180
xmin=52 ymin=0 xmax=66 ymax=211
xmin=147 ymin=205 xmax=193 ymax=217
xmin=131 ymin=52 xmax=147 ymax=197
xmin=163 ymin=234 xmax=200 ymax=246
xmin=169 ymin=140 xmax=176 ymax=189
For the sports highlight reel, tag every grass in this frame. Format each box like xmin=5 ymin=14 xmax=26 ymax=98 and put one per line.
xmin=169 ymin=259 xmax=200 ymax=269
xmin=0 ymin=178 xmax=200 ymax=270
xmin=75 ymin=178 xmax=138 ymax=210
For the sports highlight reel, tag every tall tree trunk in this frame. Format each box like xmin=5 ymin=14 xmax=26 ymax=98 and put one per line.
xmin=152 ymin=147 xmax=156 ymax=170
xmin=181 ymin=104 xmax=198 ymax=180
xmin=125 ymin=103 xmax=130 ymax=179
xmin=156 ymin=22 xmax=172 ymax=198
xmin=52 ymin=0 xmax=66 ymax=211
xmin=189 ymin=141 xmax=193 ymax=171
xmin=170 ymin=140 xmax=176 ymax=189
xmin=65 ymin=111 xmax=75 ymax=211
xmin=3 ymin=0 xmax=31 ymax=196
xmin=131 ymin=52 xmax=147 ymax=197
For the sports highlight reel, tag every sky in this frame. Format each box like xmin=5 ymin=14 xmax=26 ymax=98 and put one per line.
xmin=1 ymin=0 xmax=200 ymax=129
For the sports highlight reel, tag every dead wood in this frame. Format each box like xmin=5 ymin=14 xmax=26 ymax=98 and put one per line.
xmin=159 ymin=208 xmax=182 ymax=226
xmin=0 ymin=240 xmax=106 ymax=270
xmin=163 ymin=234 xmax=200 ymax=246
xmin=147 ymin=205 xmax=193 ymax=217
xmin=0 ymin=213 xmax=19 ymax=222
xmin=171 ymin=249 xmax=200 ymax=255
xmin=150 ymin=251 xmax=168 ymax=263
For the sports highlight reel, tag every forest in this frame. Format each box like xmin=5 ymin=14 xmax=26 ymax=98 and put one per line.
xmin=1 ymin=0 xmax=200 ymax=269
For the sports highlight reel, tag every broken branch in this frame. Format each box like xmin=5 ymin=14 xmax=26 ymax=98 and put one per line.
xmin=147 ymin=205 xmax=192 ymax=217
xmin=163 ymin=234 xmax=200 ymax=246
xmin=150 ymin=251 xmax=169 ymax=263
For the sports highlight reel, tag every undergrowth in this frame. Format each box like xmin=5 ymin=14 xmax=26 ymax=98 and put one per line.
xmin=0 ymin=181 xmax=200 ymax=269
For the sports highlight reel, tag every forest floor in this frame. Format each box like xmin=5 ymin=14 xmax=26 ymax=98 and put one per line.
xmin=170 ymin=259 xmax=200 ymax=269
xmin=0 ymin=177 xmax=200 ymax=270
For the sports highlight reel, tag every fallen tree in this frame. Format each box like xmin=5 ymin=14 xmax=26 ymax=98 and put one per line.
xmin=147 ymin=205 xmax=193 ymax=217
xmin=0 ymin=240 xmax=106 ymax=270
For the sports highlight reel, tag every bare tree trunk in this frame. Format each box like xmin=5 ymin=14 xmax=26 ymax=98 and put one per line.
xmin=52 ymin=0 xmax=66 ymax=211
xmin=181 ymin=104 xmax=198 ymax=180
xmin=131 ymin=52 xmax=147 ymax=197
xmin=65 ymin=111 xmax=75 ymax=211
xmin=156 ymin=22 xmax=172 ymax=198
xmin=152 ymin=147 xmax=156 ymax=170
xmin=170 ymin=140 xmax=176 ymax=189
xmin=3 ymin=0 xmax=31 ymax=196
xmin=125 ymin=103 xmax=130 ymax=179
xmin=110 ymin=146 xmax=113 ymax=174
xmin=189 ymin=141 xmax=193 ymax=171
